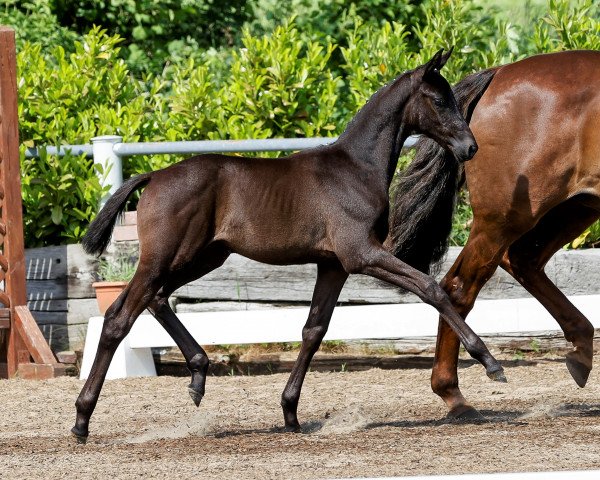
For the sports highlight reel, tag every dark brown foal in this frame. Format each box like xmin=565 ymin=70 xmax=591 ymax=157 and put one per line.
xmin=391 ymin=50 xmax=600 ymax=419
xmin=73 ymin=49 xmax=504 ymax=441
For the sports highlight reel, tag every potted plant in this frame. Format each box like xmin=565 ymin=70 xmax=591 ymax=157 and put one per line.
xmin=92 ymin=254 xmax=137 ymax=314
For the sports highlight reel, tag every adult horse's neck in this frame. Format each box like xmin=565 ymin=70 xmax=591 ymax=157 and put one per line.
xmin=337 ymin=73 xmax=413 ymax=185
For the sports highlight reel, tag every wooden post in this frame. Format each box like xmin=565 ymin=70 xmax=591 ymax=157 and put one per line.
xmin=0 ymin=26 xmax=64 ymax=378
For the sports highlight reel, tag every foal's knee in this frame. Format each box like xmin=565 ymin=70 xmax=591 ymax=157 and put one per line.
xmin=302 ymin=324 xmax=327 ymax=346
xmin=99 ymin=318 xmax=131 ymax=349
xmin=422 ymin=278 xmax=451 ymax=308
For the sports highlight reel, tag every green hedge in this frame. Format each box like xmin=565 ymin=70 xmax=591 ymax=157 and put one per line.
xmin=15 ymin=0 xmax=600 ymax=247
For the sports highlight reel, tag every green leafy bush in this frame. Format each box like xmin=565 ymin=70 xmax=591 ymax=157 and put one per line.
xmin=21 ymin=148 xmax=108 ymax=246
xmin=15 ymin=0 xmax=600 ymax=248
xmin=51 ymin=0 xmax=252 ymax=74
xmin=0 ymin=0 xmax=79 ymax=51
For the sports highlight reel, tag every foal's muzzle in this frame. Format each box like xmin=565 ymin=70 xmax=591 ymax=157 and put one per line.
xmin=449 ymin=134 xmax=478 ymax=163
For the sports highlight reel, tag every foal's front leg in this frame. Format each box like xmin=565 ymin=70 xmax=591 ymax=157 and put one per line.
xmin=147 ymin=296 xmax=209 ymax=406
xmin=281 ymin=262 xmax=348 ymax=431
xmin=342 ymin=241 xmax=506 ymax=382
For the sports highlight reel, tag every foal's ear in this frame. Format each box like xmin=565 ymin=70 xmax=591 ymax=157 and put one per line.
xmin=438 ymin=46 xmax=454 ymax=69
xmin=423 ymin=49 xmax=444 ymax=77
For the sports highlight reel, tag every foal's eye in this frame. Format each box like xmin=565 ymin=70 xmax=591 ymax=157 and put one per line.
xmin=434 ymin=98 xmax=446 ymax=107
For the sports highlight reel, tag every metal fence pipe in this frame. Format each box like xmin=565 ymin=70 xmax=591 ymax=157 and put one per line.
xmin=24 ymin=144 xmax=93 ymax=158
xmin=91 ymin=135 xmax=123 ymax=206
xmin=25 ymin=136 xmax=420 ymax=207
xmin=112 ymin=135 xmax=419 ymax=156
xmin=112 ymin=137 xmax=338 ymax=156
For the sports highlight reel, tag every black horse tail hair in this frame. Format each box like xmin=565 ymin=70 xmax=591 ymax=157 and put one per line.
xmin=389 ymin=67 xmax=498 ymax=275
xmin=82 ymin=173 xmax=152 ymax=256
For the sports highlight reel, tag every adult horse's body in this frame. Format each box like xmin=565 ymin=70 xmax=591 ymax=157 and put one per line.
xmin=72 ymin=50 xmax=505 ymax=441
xmin=391 ymin=50 xmax=600 ymax=418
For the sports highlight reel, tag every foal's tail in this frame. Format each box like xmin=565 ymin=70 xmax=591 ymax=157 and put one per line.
xmin=389 ymin=67 xmax=498 ymax=275
xmin=82 ymin=173 xmax=152 ymax=256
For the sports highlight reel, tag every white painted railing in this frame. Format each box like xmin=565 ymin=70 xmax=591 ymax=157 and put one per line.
xmin=80 ymin=294 xmax=600 ymax=380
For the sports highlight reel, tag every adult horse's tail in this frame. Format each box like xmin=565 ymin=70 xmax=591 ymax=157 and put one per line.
xmin=82 ymin=173 xmax=152 ymax=256
xmin=389 ymin=68 xmax=498 ymax=274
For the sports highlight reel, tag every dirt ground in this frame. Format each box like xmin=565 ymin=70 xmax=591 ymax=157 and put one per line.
xmin=2 ymin=356 xmax=600 ymax=479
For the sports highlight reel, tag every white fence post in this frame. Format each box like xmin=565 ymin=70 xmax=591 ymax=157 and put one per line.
xmin=91 ymin=135 xmax=123 ymax=206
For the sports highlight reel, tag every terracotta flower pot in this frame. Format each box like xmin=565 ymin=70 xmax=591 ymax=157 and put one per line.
xmin=92 ymin=281 xmax=128 ymax=315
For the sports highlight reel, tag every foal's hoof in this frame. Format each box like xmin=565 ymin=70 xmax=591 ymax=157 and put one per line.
xmin=566 ymin=352 xmax=591 ymax=388
xmin=284 ymin=423 xmax=302 ymax=433
xmin=487 ymin=367 xmax=507 ymax=383
xmin=70 ymin=426 xmax=88 ymax=444
xmin=447 ymin=406 xmax=485 ymax=422
xmin=188 ymin=387 xmax=204 ymax=407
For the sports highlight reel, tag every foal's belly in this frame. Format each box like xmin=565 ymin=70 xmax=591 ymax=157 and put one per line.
xmin=215 ymin=217 xmax=336 ymax=266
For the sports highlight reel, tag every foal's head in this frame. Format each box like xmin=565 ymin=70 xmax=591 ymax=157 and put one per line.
xmin=405 ymin=49 xmax=477 ymax=162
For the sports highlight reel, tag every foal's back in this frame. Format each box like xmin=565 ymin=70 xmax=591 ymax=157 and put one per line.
xmin=136 ymin=146 xmax=350 ymax=265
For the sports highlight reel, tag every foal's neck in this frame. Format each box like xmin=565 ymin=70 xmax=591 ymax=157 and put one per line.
xmin=337 ymin=73 xmax=413 ymax=184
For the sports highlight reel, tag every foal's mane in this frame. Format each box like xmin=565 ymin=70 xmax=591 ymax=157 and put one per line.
xmin=389 ymin=67 xmax=498 ymax=275
xmin=338 ymin=67 xmax=416 ymax=141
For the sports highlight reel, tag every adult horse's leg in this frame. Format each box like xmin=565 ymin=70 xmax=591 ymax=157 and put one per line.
xmin=500 ymin=198 xmax=600 ymax=387
xmin=430 ymin=226 xmax=510 ymax=418
xmin=72 ymin=264 xmax=164 ymax=441
xmin=342 ymin=241 xmax=505 ymax=381
xmin=280 ymin=261 xmax=348 ymax=432
xmin=147 ymin=243 xmax=231 ymax=406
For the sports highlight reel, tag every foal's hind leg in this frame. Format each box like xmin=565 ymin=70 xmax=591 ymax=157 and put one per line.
xmin=341 ymin=240 xmax=505 ymax=381
xmin=72 ymin=265 xmax=164 ymax=441
xmin=281 ymin=262 xmax=348 ymax=432
xmin=147 ymin=244 xmax=230 ymax=406
xmin=500 ymin=199 xmax=600 ymax=387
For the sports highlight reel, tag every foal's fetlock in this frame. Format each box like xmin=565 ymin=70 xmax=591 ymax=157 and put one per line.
xmin=187 ymin=353 xmax=208 ymax=407
xmin=280 ymin=395 xmax=301 ymax=432
xmin=71 ymin=415 xmax=90 ymax=443
xmin=486 ymin=364 xmax=507 ymax=383
xmin=71 ymin=425 xmax=89 ymax=444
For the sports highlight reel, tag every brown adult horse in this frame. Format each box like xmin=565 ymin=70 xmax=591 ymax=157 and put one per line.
xmin=72 ymin=49 xmax=506 ymax=441
xmin=390 ymin=50 xmax=600 ymax=419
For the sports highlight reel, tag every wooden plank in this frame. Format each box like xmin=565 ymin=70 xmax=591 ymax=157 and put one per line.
xmin=174 ymin=254 xmax=409 ymax=304
xmin=14 ymin=305 xmax=57 ymax=365
xmin=38 ymin=323 xmax=88 ymax=352
xmin=25 ymin=244 xmax=96 ymax=297
xmin=17 ymin=362 xmax=66 ymax=380
xmin=0 ymin=27 xmax=26 ymax=306
xmin=0 ymin=27 xmax=30 ymax=377
xmin=27 ymin=292 xmax=97 ymax=320
xmin=25 ymin=245 xmax=67 ymax=280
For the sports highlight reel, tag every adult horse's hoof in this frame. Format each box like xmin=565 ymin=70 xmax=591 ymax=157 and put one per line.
xmin=566 ymin=352 xmax=591 ymax=388
xmin=447 ymin=405 xmax=484 ymax=422
xmin=71 ymin=426 xmax=88 ymax=444
xmin=486 ymin=367 xmax=507 ymax=383
xmin=188 ymin=386 xmax=204 ymax=407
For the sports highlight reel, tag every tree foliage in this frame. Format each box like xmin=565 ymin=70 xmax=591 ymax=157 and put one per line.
xmin=11 ymin=0 xmax=600 ymax=247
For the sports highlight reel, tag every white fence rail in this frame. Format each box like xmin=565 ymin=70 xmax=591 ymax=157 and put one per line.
xmin=80 ymin=294 xmax=600 ymax=380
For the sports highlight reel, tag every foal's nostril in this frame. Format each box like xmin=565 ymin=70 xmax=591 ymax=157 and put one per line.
xmin=467 ymin=143 xmax=478 ymax=158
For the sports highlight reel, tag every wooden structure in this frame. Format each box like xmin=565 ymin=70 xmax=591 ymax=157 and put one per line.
xmin=0 ymin=26 xmax=64 ymax=379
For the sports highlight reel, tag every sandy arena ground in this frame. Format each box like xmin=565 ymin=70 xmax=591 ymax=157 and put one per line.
xmin=2 ymin=356 xmax=600 ymax=479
